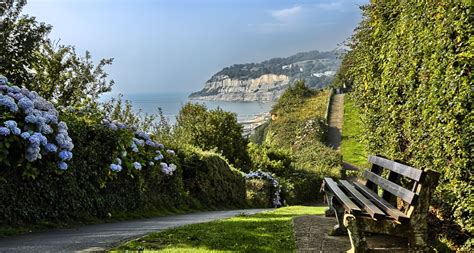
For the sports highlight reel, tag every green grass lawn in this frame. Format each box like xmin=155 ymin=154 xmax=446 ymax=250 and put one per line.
xmin=110 ymin=206 xmax=325 ymax=252
xmin=341 ymin=93 xmax=369 ymax=169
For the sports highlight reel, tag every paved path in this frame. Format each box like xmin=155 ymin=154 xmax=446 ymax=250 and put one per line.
xmin=0 ymin=209 xmax=270 ymax=253
xmin=293 ymin=215 xmax=351 ymax=253
xmin=327 ymin=94 xmax=344 ymax=150
xmin=293 ymin=214 xmax=408 ymax=252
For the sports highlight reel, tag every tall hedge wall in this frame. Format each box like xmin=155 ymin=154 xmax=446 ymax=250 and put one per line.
xmin=345 ymin=0 xmax=472 ymax=246
xmin=0 ymin=114 xmax=247 ymax=226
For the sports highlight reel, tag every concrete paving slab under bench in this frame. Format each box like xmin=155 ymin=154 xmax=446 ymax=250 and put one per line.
xmin=293 ymin=215 xmax=410 ymax=253
xmin=293 ymin=215 xmax=351 ymax=253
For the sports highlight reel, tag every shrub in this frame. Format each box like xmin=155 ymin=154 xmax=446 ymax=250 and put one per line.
xmin=245 ymin=179 xmax=273 ymax=208
xmin=178 ymin=145 xmax=247 ymax=209
xmin=175 ymin=103 xmax=251 ymax=171
xmin=270 ymin=80 xmax=315 ymax=114
xmin=344 ymin=1 xmax=473 ymax=249
xmin=0 ymin=85 xmax=73 ymax=177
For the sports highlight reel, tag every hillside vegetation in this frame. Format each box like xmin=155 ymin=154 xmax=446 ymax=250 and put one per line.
xmin=337 ymin=1 xmax=472 ymax=250
xmin=249 ymin=81 xmax=342 ymax=203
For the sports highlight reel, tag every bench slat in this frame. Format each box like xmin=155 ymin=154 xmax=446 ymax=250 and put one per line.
xmin=369 ymin=155 xmax=423 ymax=181
xmin=353 ymin=182 xmax=410 ymax=222
xmin=339 ymin=180 xmax=386 ymax=219
xmin=363 ymin=170 xmax=418 ymax=204
xmin=324 ymin=178 xmax=361 ymax=213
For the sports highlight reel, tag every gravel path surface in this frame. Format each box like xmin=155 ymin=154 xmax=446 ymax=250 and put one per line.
xmin=0 ymin=209 xmax=270 ymax=253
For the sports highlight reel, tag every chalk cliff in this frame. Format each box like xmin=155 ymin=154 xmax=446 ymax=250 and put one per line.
xmin=189 ymin=49 xmax=341 ymax=101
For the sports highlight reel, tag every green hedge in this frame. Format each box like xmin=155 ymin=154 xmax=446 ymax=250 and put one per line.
xmin=344 ymin=1 xmax=472 ymax=249
xmin=179 ymin=146 xmax=246 ymax=209
xmin=0 ymin=114 xmax=246 ymax=226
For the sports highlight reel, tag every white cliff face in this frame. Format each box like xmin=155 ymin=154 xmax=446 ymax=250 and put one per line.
xmin=189 ymin=74 xmax=290 ymax=101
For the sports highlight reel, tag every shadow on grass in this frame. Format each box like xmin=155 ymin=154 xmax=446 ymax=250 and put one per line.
xmin=112 ymin=206 xmax=325 ymax=253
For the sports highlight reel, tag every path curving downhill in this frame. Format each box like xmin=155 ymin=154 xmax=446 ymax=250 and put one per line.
xmin=0 ymin=209 xmax=270 ymax=253
xmin=327 ymin=94 xmax=344 ymax=151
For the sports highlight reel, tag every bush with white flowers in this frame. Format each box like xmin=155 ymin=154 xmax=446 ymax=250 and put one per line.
xmin=246 ymin=170 xmax=282 ymax=207
xmin=0 ymin=84 xmax=73 ymax=171
xmin=102 ymin=118 xmax=177 ymax=176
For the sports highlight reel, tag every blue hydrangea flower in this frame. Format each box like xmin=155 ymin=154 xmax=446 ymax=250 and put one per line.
xmin=149 ymin=161 xmax=155 ymax=166
xmin=133 ymin=138 xmax=145 ymax=147
xmin=12 ymin=127 xmax=21 ymax=135
xmin=166 ymin=149 xmax=175 ymax=155
xmin=0 ymin=127 xmax=10 ymax=136
xmin=117 ymin=123 xmax=127 ymax=129
xmin=110 ymin=164 xmax=122 ymax=172
xmin=45 ymin=143 xmax=58 ymax=153
xmin=58 ymin=121 xmax=68 ymax=131
xmin=25 ymin=145 xmax=41 ymax=161
xmin=58 ymin=150 xmax=73 ymax=161
xmin=57 ymin=161 xmax=68 ymax=171
xmin=8 ymin=92 xmax=24 ymax=101
xmin=28 ymin=132 xmax=47 ymax=146
xmin=44 ymin=114 xmax=58 ymax=124
xmin=160 ymin=162 xmax=176 ymax=175
xmin=18 ymin=97 xmax=34 ymax=113
xmin=131 ymin=142 xmax=139 ymax=152
xmin=28 ymin=134 xmax=41 ymax=145
xmin=133 ymin=162 xmax=142 ymax=170
xmin=56 ymin=133 xmax=74 ymax=150
xmin=157 ymin=143 xmax=165 ymax=149
xmin=4 ymin=120 xmax=17 ymax=129
xmin=20 ymin=132 xmax=30 ymax=139
xmin=154 ymin=154 xmax=164 ymax=161
xmin=135 ymin=131 xmax=150 ymax=140
xmin=0 ymin=95 xmax=18 ymax=112
xmin=25 ymin=115 xmax=37 ymax=124
xmin=7 ymin=86 xmax=21 ymax=93
xmin=108 ymin=123 xmax=118 ymax=130
xmin=41 ymin=124 xmax=53 ymax=135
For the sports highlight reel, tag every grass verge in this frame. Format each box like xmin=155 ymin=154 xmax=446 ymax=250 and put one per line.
xmin=110 ymin=205 xmax=325 ymax=252
xmin=340 ymin=93 xmax=368 ymax=169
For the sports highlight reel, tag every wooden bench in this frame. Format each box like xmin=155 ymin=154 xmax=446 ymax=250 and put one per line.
xmin=322 ymin=155 xmax=439 ymax=252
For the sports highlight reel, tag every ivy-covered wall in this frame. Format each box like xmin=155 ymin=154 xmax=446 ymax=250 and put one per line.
xmin=345 ymin=1 xmax=472 ymax=248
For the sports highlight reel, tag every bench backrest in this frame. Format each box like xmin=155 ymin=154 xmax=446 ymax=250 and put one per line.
xmin=362 ymin=155 xmax=438 ymax=218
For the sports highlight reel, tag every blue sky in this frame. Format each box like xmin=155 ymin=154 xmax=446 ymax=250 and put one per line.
xmin=24 ymin=0 xmax=367 ymax=94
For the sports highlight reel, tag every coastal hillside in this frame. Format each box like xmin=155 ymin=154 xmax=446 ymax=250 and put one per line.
xmin=189 ymin=50 xmax=341 ymax=101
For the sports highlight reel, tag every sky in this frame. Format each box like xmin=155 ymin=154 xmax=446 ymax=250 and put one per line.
xmin=24 ymin=0 xmax=367 ymax=94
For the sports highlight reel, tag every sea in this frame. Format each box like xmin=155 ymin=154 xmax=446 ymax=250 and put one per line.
xmin=101 ymin=92 xmax=274 ymax=125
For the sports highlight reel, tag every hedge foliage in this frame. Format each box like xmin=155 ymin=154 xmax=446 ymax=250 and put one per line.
xmin=342 ymin=1 xmax=472 ymax=248
xmin=249 ymin=84 xmax=342 ymax=204
xmin=0 ymin=110 xmax=247 ymax=226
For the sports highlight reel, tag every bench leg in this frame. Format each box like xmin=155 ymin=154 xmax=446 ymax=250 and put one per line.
xmin=344 ymin=214 xmax=367 ymax=253
xmin=324 ymin=192 xmax=336 ymax=217
xmin=330 ymin=200 xmax=347 ymax=235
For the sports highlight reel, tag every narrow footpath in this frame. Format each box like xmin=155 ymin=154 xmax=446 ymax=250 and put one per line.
xmin=327 ymin=94 xmax=344 ymax=150
xmin=0 ymin=209 xmax=269 ymax=253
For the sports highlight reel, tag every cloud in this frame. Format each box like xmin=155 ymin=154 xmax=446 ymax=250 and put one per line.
xmin=270 ymin=6 xmax=302 ymax=20
xmin=316 ymin=2 xmax=343 ymax=11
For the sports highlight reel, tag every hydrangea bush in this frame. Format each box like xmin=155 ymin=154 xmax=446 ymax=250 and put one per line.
xmin=0 ymin=84 xmax=73 ymax=173
xmin=102 ymin=118 xmax=177 ymax=176
xmin=246 ymin=170 xmax=282 ymax=207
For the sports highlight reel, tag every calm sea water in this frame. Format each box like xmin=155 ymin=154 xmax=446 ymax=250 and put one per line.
xmin=101 ymin=92 xmax=274 ymax=124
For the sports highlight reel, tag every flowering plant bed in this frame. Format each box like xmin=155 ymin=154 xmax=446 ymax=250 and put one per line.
xmin=0 ymin=85 xmax=73 ymax=176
